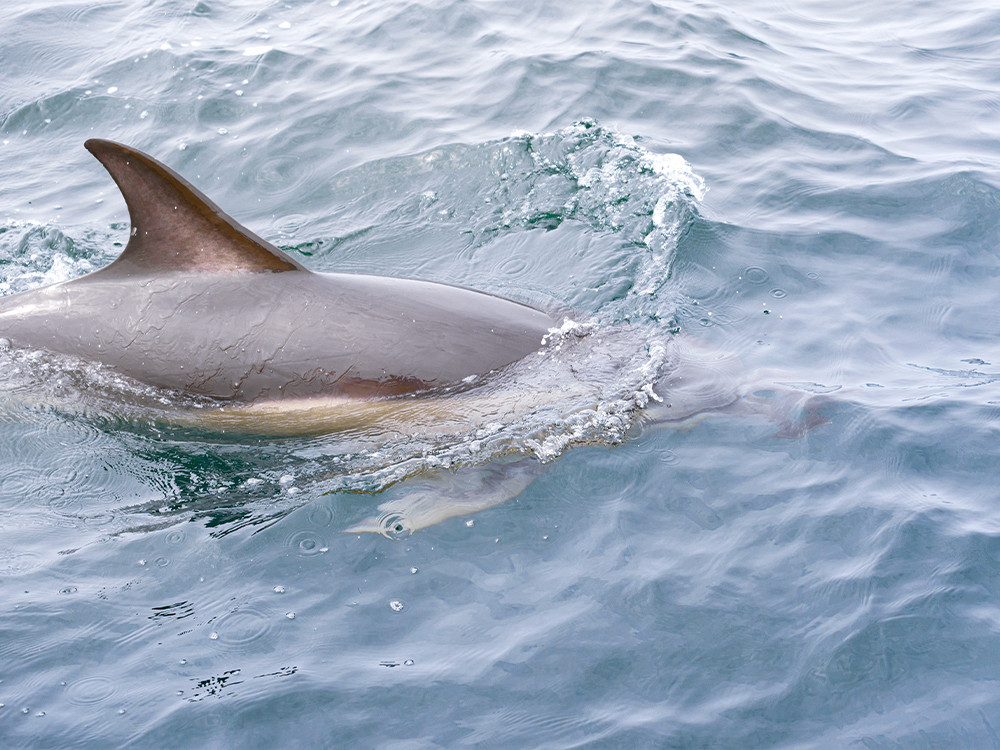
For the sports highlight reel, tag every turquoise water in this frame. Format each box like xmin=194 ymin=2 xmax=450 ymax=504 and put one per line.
xmin=3 ymin=0 xmax=1000 ymax=747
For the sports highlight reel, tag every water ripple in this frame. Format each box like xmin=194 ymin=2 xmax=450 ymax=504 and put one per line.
xmin=66 ymin=675 xmax=118 ymax=706
xmin=210 ymin=608 xmax=274 ymax=649
xmin=284 ymin=528 xmax=328 ymax=556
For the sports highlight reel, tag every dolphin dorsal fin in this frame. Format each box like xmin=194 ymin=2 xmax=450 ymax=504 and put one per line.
xmin=85 ymin=139 xmax=305 ymax=275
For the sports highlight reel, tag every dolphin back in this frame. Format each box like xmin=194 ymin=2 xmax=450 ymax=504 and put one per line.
xmin=0 ymin=141 xmax=559 ymax=403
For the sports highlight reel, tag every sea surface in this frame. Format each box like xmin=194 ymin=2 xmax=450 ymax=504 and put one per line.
xmin=3 ymin=0 xmax=1000 ymax=747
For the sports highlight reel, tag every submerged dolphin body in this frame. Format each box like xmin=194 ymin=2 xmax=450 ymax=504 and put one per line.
xmin=0 ymin=140 xmax=558 ymax=402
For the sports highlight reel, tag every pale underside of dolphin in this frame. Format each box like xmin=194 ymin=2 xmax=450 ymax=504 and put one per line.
xmin=0 ymin=140 xmax=559 ymax=404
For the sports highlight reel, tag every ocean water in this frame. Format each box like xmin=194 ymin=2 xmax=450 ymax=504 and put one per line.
xmin=2 ymin=0 xmax=1000 ymax=747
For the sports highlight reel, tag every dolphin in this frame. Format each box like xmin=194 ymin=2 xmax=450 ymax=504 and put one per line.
xmin=0 ymin=141 xmax=832 ymax=536
xmin=0 ymin=140 xmax=559 ymax=405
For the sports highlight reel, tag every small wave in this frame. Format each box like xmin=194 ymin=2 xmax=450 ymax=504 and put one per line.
xmin=480 ymin=120 xmax=706 ymax=317
xmin=0 ymin=222 xmax=103 ymax=293
xmin=309 ymin=119 xmax=703 ymax=311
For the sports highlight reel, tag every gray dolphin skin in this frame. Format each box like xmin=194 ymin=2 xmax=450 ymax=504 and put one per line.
xmin=0 ymin=140 xmax=559 ymax=402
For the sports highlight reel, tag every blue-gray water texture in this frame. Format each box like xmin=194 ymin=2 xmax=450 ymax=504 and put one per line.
xmin=3 ymin=1 xmax=1000 ymax=748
